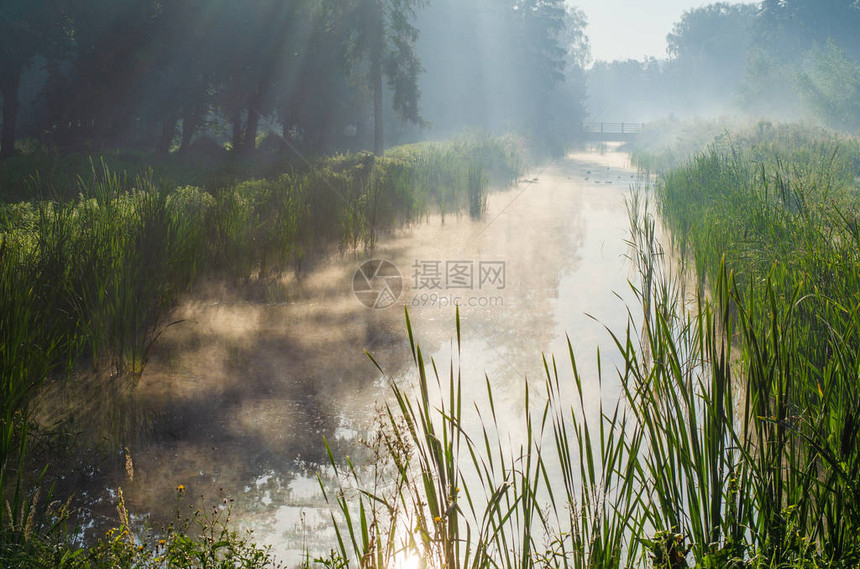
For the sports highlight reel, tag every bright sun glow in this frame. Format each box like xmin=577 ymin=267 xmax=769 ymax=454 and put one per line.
xmin=395 ymin=553 xmax=422 ymax=569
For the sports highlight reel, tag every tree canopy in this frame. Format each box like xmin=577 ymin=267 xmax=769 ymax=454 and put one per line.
xmin=0 ymin=0 xmax=588 ymax=161
xmin=586 ymin=0 xmax=860 ymax=132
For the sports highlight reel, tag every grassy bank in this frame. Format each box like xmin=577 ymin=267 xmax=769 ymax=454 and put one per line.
xmin=317 ymin=125 xmax=860 ymax=568
xmin=8 ymin=124 xmax=860 ymax=568
xmin=0 ymin=134 xmax=524 ymax=567
xmin=0 ymin=133 xmax=523 ymax=409
xmin=647 ymin=123 xmax=860 ymax=565
xmin=627 ymin=118 xmax=850 ymax=175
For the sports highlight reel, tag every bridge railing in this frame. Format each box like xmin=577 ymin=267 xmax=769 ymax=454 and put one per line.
xmin=579 ymin=122 xmax=644 ymax=134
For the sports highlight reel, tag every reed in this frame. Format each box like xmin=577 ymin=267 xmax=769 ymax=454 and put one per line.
xmin=320 ymin=140 xmax=860 ymax=568
xmin=11 ymin=124 xmax=860 ymax=567
xmin=0 ymin=135 xmax=524 ymax=565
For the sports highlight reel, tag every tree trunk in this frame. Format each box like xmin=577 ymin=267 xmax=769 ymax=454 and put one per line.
xmin=244 ymin=104 xmax=260 ymax=155
xmin=370 ymin=0 xmax=384 ymax=155
xmin=178 ymin=107 xmax=198 ymax=155
xmin=231 ymin=106 xmax=244 ymax=152
xmin=0 ymin=64 xmax=23 ymax=160
xmin=156 ymin=114 xmax=178 ymax=155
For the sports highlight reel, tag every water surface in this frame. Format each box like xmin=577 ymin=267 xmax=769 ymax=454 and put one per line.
xmin=90 ymin=145 xmax=647 ymax=561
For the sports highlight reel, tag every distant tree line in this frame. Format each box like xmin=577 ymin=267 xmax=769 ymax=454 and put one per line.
xmin=0 ymin=0 xmax=588 ymax=160
xmin=586 ymin=0 xmax=860 ymax=131
xmin=413 ymin=0 xmax=589 ymax=154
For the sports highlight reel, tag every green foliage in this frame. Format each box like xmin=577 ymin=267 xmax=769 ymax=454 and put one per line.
xmin=665 ymin=3 xmax=758 ymax=106
xmin=653 ymin=124 xmax=860 ymax=565
xmin=628 ymin=116 xmax=743 ymax=174
xmin=0 ymin=134 xmax=521 ymax=568
xmin=82 ymin=488 xmax=281 ymax=569
xmin=0 ymin=148 xmax=244 ymax=203
xmin=0 ymin=134 xmax=520 ymax=448
xmin=797 ymin=42 xmax=860 ymax=133
xmin=0 ymin=485 xmax=282 ymax=568
xmin=735 ymin=47 xmax=804 ymax=118
xmin=321 ymin=305 xmax=644 ymax=569
xmin=754 ymin=0 xmax=860 ymax=63
xmin=318 ymin=125 xmax=860 ymax=569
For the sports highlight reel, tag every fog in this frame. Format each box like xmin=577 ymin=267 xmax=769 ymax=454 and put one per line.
xmin=402 ymin=0 xmax=587 ymax=152
xmin=3 ymin=0 xmax=860 ymax=564
xmin=585 ymin=2 xmax=860 ymax=129
xmin=6 ymin=1 xmax=860 ymax=160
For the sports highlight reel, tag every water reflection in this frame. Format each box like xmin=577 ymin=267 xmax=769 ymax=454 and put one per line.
xmin=70 ymin=145 xmax=649 ymax=563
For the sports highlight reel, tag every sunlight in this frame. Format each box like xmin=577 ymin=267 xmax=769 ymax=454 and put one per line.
xmin=394 ymin=552 xmax=423 ymax=569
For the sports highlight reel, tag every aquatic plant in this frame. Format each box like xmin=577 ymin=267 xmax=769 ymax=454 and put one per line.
xmin=320 ymin=138 xmax=860 ymax=568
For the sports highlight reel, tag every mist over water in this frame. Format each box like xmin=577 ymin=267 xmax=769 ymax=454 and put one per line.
xmin=60 ymin=144 xmax=644 ymax=562
xmin=4 ymin=0 xmax=860 ymax=565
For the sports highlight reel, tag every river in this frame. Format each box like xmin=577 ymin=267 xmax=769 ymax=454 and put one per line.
xmin=76 ymin=144 xmax=648 ymax=562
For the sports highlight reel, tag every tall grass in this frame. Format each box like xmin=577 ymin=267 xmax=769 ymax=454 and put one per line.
xmin=320 ymin=144 xmax=860 ymax=569
xmin=11 ymin=123 xmax=860 ymax=567
xmin=0 ymin=134 xmax=521 ymax=422
xmin=0 ymin=135 xmax=523 ymax=565
xmin=320 ymin=304 xmax=645 ymax=569
xmin=10 ymin=171 xmax=859 ymax=566
xmin=652 ymin=123 xmax=860 ymax=565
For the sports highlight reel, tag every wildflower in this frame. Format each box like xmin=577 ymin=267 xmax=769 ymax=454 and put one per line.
xmin=158 ymin=539 xmax=166 ymax=546
xmin=434 ymin=516 xmax=441 ymax=523
xmin=177 ymin=484 xmax=185 ymax=492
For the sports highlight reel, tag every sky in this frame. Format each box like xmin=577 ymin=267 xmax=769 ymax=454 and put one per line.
xmin=570 ymin=0 xmax=735 ymax=62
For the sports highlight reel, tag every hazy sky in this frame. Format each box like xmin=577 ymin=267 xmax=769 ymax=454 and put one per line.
xmin=571 ymin=0 xmax=737 ymax=62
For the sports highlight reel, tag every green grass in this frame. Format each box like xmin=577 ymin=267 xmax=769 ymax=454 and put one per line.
xmin=626 ymin=116 xmax=742 ymax=174
xmin=650 ymin=123 xmax=860 ymax=565
xmin=0 ymin=139 xmax=321 ymax=203
xmin=627 ymin=118 xmax=851 ymax=175
xmin=9 ymin=123 xmax=860 ymax=568
xmin=0 ymin=133 xmax=522 ymax=418
xmin=316 ymin=125 xmax=860 ymax=569
xmin=0 ymin=134 xmax=524 ymax=567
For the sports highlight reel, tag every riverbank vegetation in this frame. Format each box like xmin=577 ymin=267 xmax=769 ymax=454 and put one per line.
xmin=0 ymin=134 xmax=524 ymax=568
xmin=11 ymin=0 xmax=860 ymax=567
xmin=644 ymin=122 xmax=860 ymax=565
xmin=316 ymin=122 xmax=860 ymax=569
xmin=0 ymin=0 xmax=589 ymax=564
xmin=7 ymin=120 xmax=860 ymax=567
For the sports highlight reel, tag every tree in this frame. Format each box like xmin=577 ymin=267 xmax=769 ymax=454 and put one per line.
xmin=586 ymin=58 xmax=668 ymax=120
xmin=755 ymin=0 xmax=860 ymax=62
xmin=509 ymin=0 xmax=578 ymax=153
xmin=741 ymin=0 xmax=860 ymax=121
xmin=664 ymin=3 xmax=758 ymax=112
xmin=735 ymin=47 xmax=802 ymax=118
xmin=145 ymin=0 xmax=215 ymax=155
xmin=273 ymin=1 xmax=365 ymax=153
xmin=42 ymin=0 xmax=164 ymax=149
xmin=346 ymin=0 xmax=426 ymax=155
xmin=0 ymin=0 xmax=66 ymax=159
xmin=797 ymin=41 xmax=860 ymax=133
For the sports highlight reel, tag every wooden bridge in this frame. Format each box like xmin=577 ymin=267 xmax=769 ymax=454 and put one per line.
xmin=578 ymin=122 xmax=644 ymax=142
